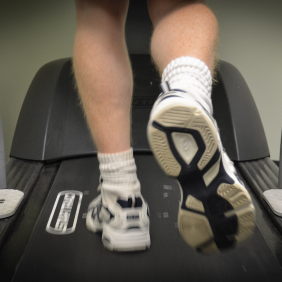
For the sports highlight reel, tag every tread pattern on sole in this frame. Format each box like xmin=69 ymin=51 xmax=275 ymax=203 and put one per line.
xmin=178 ymin=209 xmax=214 ymax=250
xmin=234 ymin=208 xmax=255 ymax=243
xmin=203 ymin=156 xmax=221 ymax=187
xmin=150 ymin=105 xmax=218 ymax=173
xmin=190 ymin=109 xmax=217 ymax=170
xmin=217 ymin=184 xmax=251 ymax=210
xmin=218 ymin=183 xmax=255 ymax=243
xmin=157 ymin=108 xmax=191 ymax=128
xmin=149 ymin=127 xmax=181 ymax=177
xmin=185 ymin=195 xmax=205 ymax=213
xmin=148 ymin=101 xmax=256 ymax=253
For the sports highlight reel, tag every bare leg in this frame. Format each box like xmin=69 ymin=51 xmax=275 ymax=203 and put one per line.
xmin=148 ymin=0 xmax=218 ymax=74
xmin=73 ymin=0 xmax=132 ymax=154
xmin=74 ymin=1 xmax=150 ymax=252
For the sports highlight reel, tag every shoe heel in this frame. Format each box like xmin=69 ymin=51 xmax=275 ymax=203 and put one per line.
xmin=147 ymin=125 xmax=181 ymax=177
xmin=148 ymin=103 xmax=219 ymax=175
xmin=189 ymin=108 xmax=218 ymax=171
xmin=86 ymin=212 xmax=102 ymax=233
xmin=102 ymin=225 xmax=151 ymax=252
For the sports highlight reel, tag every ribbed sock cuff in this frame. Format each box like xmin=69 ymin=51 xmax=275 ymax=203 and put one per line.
xmin=162 ymin=56 xmax=213 ymax=113
xmin=98 ymin=148 xmax=140 ymax=191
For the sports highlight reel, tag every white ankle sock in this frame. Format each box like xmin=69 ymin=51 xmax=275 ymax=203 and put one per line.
xmin=98 ymin=148 xmax=140 ymax=192
xmin=162 ymin=56 xmax=213 ymax=114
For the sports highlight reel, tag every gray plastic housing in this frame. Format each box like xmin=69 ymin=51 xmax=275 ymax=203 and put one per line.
xmin=11 ymin=58 xmax=96 ymax=161
xmin=10 ymin=55 xmax=160 ymax=161
xmin=279 ymin=130 xmax=282 ymax=188
xmin=0 ymin=116 xmax=6 ymax=188
xmin=10 ymin=56 xmax=269 ymax=162
xmin=212 ymin=61 xmax=269 ymax=161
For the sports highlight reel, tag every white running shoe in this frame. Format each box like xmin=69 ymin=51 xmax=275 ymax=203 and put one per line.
xmin=86 ymin=181 xmax=150 ymax=252
xmin=147 ymin=83 xmax=256 ymax=253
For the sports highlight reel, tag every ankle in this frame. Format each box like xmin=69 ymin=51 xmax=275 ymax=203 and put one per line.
xmin=162 ymin=56 xmax=213 ymax=113
xmin=98 ymin=148 xmax=140 ymax=192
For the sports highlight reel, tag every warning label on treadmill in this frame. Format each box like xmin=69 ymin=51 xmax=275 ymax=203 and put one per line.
xmin=46 ymin=191 xmax=83 ymax=235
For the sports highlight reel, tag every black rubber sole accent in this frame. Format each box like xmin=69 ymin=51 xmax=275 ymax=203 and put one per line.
xmin=151 ymin=121 xmax=249 ymax=252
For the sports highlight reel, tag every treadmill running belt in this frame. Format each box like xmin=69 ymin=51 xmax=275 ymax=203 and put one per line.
xmin=12 ymin=156 xmax=282 ymax=282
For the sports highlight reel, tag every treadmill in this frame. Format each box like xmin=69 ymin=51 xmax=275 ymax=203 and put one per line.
xmin=1 ymin=2 xmax=282 ymax=282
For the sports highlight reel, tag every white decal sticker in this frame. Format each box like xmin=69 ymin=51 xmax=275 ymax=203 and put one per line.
xmin=46 ymin=191 xmax=83 ymax=235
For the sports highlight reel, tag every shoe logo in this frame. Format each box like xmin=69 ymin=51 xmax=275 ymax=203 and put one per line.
xmin=183 ymin=139 xmax=190 ymax=152
xmin=0 ymin=199 xmax=5 ymax=204
xmin=46 ymin=191 xmax=83 ymax=235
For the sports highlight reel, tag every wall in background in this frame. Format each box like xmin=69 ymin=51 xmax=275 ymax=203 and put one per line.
xmin=1 ymin=0 xmax=282 ymax=160
xmin=0 ymin=0 xmax=76 ymax=161
xmin=209 ymin=0 xmax=282 ymax=161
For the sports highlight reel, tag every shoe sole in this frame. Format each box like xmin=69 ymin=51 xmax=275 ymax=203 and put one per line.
xmin=147 ymin=102 xmax=255 ymax=253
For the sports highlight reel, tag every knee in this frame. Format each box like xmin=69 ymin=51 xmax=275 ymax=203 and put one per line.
xmin=147 ymin=0 xmax=206 ymax=26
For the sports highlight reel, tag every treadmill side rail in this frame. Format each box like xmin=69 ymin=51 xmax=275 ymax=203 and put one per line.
xmin=0 ymin=158 xmax=43 ymax=249
xmin=263 ymin=189 xmax=282 ymax=217
xmin=237 ymin=158 xmax=282 ymax=232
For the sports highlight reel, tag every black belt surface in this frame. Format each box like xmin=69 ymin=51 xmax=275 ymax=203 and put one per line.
xmin=12 ymin=156 xmax=282 ymax=282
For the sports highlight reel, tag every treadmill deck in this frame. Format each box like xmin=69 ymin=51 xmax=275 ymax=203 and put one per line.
xmin=11 ymin=156 xmax=282 ymax=282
